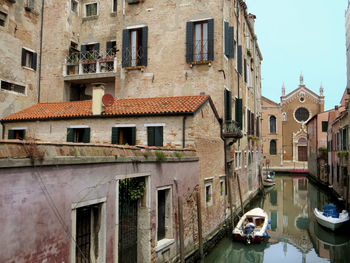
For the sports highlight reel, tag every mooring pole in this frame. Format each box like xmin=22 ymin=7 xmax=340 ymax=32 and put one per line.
xmin=259 ymin=165 xmax=265 ymax=195
xmin=227 ymin=174 xmax=234 ymax=231
xmin=178 ymin=196 xmax=185 ymax=263
xmin=196 ymin=191 xmax=204 ymax=259
xmin=236 ymin=172 xmax=244 ymax=215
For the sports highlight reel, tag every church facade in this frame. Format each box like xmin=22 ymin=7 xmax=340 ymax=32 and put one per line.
xmin=262 ymin=74 xmax=325 ymax=170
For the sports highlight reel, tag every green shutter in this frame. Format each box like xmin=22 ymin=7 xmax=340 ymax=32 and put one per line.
xmin=131 ymin=127 xmax=136 ymax=145
xmin=141 ymin=26 xmax=148 ymax=66
xmin=67 ymin=128 xmax=74 ymax=142
xmin=111 ymin=127 xmax=119 ymax=144
xmin=186 ymin=22 xmax=194 ymax=63
xmin=244 ymin=58 xmax=247 ymax=82
xmin=148 ymin=127 xmax=155 ymax=146
xmin=207 ymin=19 xmax=214 ymax=61
xmin=238 ymin=45 xmax=242 ymax=74
xmin=32 ymin=52 xmax=37 ymax=70
xmin=122 ymin=29 xmax=130 ymax=67
xmin=229 ymin=26 xmax=234 ymax=58
xmin=224 ymin=89 xmax=232 ymax=121
xmin=235 ymin=98 xmax=242 ymax=129
xmin=8 ymin=130 xmax=15 ymax=139
xmin=155 ymin=126 xmax=163 ymax=147
xmin=224 ymin=22 xmax=229 ymax=57
xmin=21 ymin=48 xmax=26 ymax=66
xmin=83 ymin=128 xmax=90 ymax=143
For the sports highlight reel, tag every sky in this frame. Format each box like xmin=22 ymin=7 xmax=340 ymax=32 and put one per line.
xmin=246 ymin=0 xmax=348 ymax=111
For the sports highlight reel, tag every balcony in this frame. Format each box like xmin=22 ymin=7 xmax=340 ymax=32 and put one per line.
xmin=223 ymin=120 xmax=243 ymax=139
xmin=63 ymin=50 xmax=118 ymax=83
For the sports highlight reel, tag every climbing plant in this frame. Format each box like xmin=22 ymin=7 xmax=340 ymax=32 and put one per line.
xmin=119 ymin=178 xmax=145 ymax=201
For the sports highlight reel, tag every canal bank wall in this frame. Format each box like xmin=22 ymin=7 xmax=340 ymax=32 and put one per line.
xmin=184 ymin=188 xmax=263 ymax=262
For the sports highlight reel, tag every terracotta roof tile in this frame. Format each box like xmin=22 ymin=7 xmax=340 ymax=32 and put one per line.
xmin=2 ymin=95 xmax=210 ymax=121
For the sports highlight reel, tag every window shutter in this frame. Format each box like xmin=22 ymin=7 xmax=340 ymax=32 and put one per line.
xmin=147 ymin=127 xmax=155 ymax=146
xmin=8 ymin=130 xmax=15 ymax=139
xmin=186 ymin=22 xmax=194 ymax=63
xmin=21 ymin=48 xmax=26 ymax=66
xmin=224 ymin=22 xmax=229 ymax=57
xmin=80 ymin=45 xmax=87 ymax=59
xmin=252 ymin=113 xmax=255 ymax=135
xmin=32 ymin=52 xmax=37 ymax=70
xmin=235 ymin=98 xmax=242 ymax=129
xmin=67 ymin=128 xmax=74 ymax=142
xmin=131 ymin=127 xmax=136 ymax=145
xmin=207 ymin=19 xmax=214 ymax=61
xmin=122 ymin=29 xmax=130 ymax=67
xmin=155 ymin=126 xmax=163 ymax=147
xmin=106 ymin=41 xmax=113 ymax=53
xmin=238 ymin=45 xmax=242 ymax=74
xmin=83 ymin=128 xmax=90 ymax=143
xmin=111 ymin=127 xmax=119 ymax=144
xmin=247 ymin=110 xmax=251 ymax=135
xmin=141 ymin=26 xmax=148 ymax=66
xmin=229 ymin=26 xmax=234 ymax=58
xmin=224 ymin=89 xmax=232 ymax=121
xmin=94 ymin=43 xmax=100 ymax=56
xmin=244 ymin=58 xmax=247 ymax=82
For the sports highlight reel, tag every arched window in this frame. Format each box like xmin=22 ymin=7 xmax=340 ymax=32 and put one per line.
xmin=282 ymin=112 xmax=287 ymax=122
xmin=270 ymin=140 xmax=277 ymax=155
xmin=269 ymin=116 xmax=276 ymax=134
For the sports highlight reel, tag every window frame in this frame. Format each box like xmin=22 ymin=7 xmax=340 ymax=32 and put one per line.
xmin=71 ymin=0 xmax=79 ymax=14
xmin=204 ymin=179 xmax=213 ymax=207
xmin=122 ymin=25 xmax=148 ymax=68
xmin=156 ymin=186 xmax=173 ymax=242
xmin=84 ymin=2 xmax=98 ymax=17
xmin=145 ymin=123 xmax=164 ymax=147
xmin=269 ymin=115 xmax=277 ymax=134
xmin=111 ymin=124 xmax=136 ymax=145
xmin=112 ymin=0 xmax=117 ymax=13
xmin=21 ymin=47 xmax=37 ymax=71
xmin=0 ymin=79 xmax=26 ymax=95
xmin=8 ymin=128 xmax=27 ymax=140
xmin=270 ymin=139 xmax=277 ymax=155
xmin=67 ymin=126 xmax=90 ymax=143
xmin=0 ymin=10 xmax=7 ymax=27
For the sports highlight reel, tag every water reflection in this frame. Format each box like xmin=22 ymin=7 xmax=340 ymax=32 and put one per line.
xmin=204 ymin=176 xmax=350 ymax=263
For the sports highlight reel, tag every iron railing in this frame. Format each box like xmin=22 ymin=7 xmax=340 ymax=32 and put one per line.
xmin=64 ymin=50 xmax=117 ymax=76
xmin=194 ymin=40 xmax=208 ymax=62
xmin=122 ymin=46 xmax=145 ymax=67
xmin=223 ymin=120 xmax=243 ymax=139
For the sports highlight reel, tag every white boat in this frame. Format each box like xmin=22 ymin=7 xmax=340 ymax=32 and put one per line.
xmin=314 ymin=208 xmax=349 ymax=231
xmin=233 ymin=208 xmax=268 ymax=244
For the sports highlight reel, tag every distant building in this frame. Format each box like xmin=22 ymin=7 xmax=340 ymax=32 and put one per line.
xmin=262 ymin=74 xmax=324 ymax=171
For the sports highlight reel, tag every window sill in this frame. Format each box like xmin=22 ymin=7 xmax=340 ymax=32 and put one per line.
xmin=188 ymin=60 xmax=212 ymax=67
xmin=155 ymin=239 xmax=174 ymax=252
xmin=82 ymin=15 xmax=98 ymax=21
xmin=22 ymin=66 xmax=35 ymax=72
xmin=124 ymin=65 xmax=145 ymax=71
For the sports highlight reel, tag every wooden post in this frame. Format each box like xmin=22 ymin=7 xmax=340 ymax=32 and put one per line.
xmin=236 ymin=172 xmax=244 ymax=215
xmin=196 ymin=191 xmax=204 ymax=260
xmin=227 ymin=175 xmax=234 ymax=231
xmin=178 ymin=196 xmax=185 ymax=263
xmin=259 ymin=165 xmax=264 ymax=195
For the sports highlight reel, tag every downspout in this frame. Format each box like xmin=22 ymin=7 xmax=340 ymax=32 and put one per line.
xmin=236 ymin=2 xmax=240 ymax=100
xmin=37 ymin=0 xmax=45 ymax=103
xmin=182 ymin=116 xmax=187 ymax=148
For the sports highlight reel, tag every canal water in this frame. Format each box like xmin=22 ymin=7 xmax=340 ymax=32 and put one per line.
xmin=204 ymin=175 xmax=350 ymax=263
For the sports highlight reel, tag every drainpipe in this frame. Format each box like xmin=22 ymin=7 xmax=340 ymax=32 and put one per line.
xmin=182 ymin=116 xmax=187 ymax=148
xmin=37 ymin=0 xmax=45 ymax=103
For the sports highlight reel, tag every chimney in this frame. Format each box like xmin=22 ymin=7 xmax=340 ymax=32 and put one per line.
xmin=92 ymin=83 xmax=105 ymax=115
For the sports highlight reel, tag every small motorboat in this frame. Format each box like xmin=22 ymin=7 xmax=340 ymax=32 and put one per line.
xmin=314 ymin=204 xmax=349 ymax=231
xmin=233 ymin=208 xmax=268 ymax=244
xmin=263 ymin=177 xmax=275 ymax=187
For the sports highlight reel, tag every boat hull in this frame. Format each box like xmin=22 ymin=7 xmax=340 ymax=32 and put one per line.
xmin=314 ymin=208 xmax=349 ymax=231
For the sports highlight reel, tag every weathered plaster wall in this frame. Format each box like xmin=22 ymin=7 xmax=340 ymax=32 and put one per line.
xmin=0 ymin=0 xmax=42 ymax=137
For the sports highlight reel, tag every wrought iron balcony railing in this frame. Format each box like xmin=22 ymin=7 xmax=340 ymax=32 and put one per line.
xmin=194 ymin=40 xmax=209 ymax=62
xmin=63 ymin=50 xmax=117 ymax=76
xmin=223 ymin=120 xmax=243 ymax=139
xmin=122 ymin=46 xmax=145 ymax=67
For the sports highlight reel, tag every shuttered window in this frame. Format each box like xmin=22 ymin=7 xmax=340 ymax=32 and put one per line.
xmin=122 ymin=26 xmax=148 ymax=68
xmin=237 ymin=45 xmax=242 ymax=74
xmin=8 ymin=129 xmax=25 ymax=140
xmin=235 ymin=98 xmax=242 ymax=130
xmin=270 ymin=140 xmax=277 ymax=155
xmin=224 ymin=22 xmax=234 ymax=59
xmin=321 ymin=121 xmax=328 ymax=132
xmin=21 ymin=48 xmax=37 ymax=70
xmin=111 ymin=127 xmax=136 ymax=145
xmin=269 ymin=116 xmax=276 ymax=134
xmin=147 ymin=126 xmax=163 ymax=147
xmin=224 ymin=89 xmax=232 ymax=122
xmin=186 ymin=19 xmax=214 ymax=63
xmin=67 ymin=128 xmax=90 ymax=143
xmin=85 ymin=2 xmax=98 ymax=17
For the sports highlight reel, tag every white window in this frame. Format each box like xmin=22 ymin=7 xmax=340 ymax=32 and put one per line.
xmin=85 ymin=2 xmax=98 ymax=17
xmin=0 ymin=11 xmax=7 ymax=27
xmin=157 ymin=187 xmax=172 ymax=241
xmin=205 ymin=181 xmax=213 ymax=206
xmin=194 ymin=21 xmax=208 ymax=62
